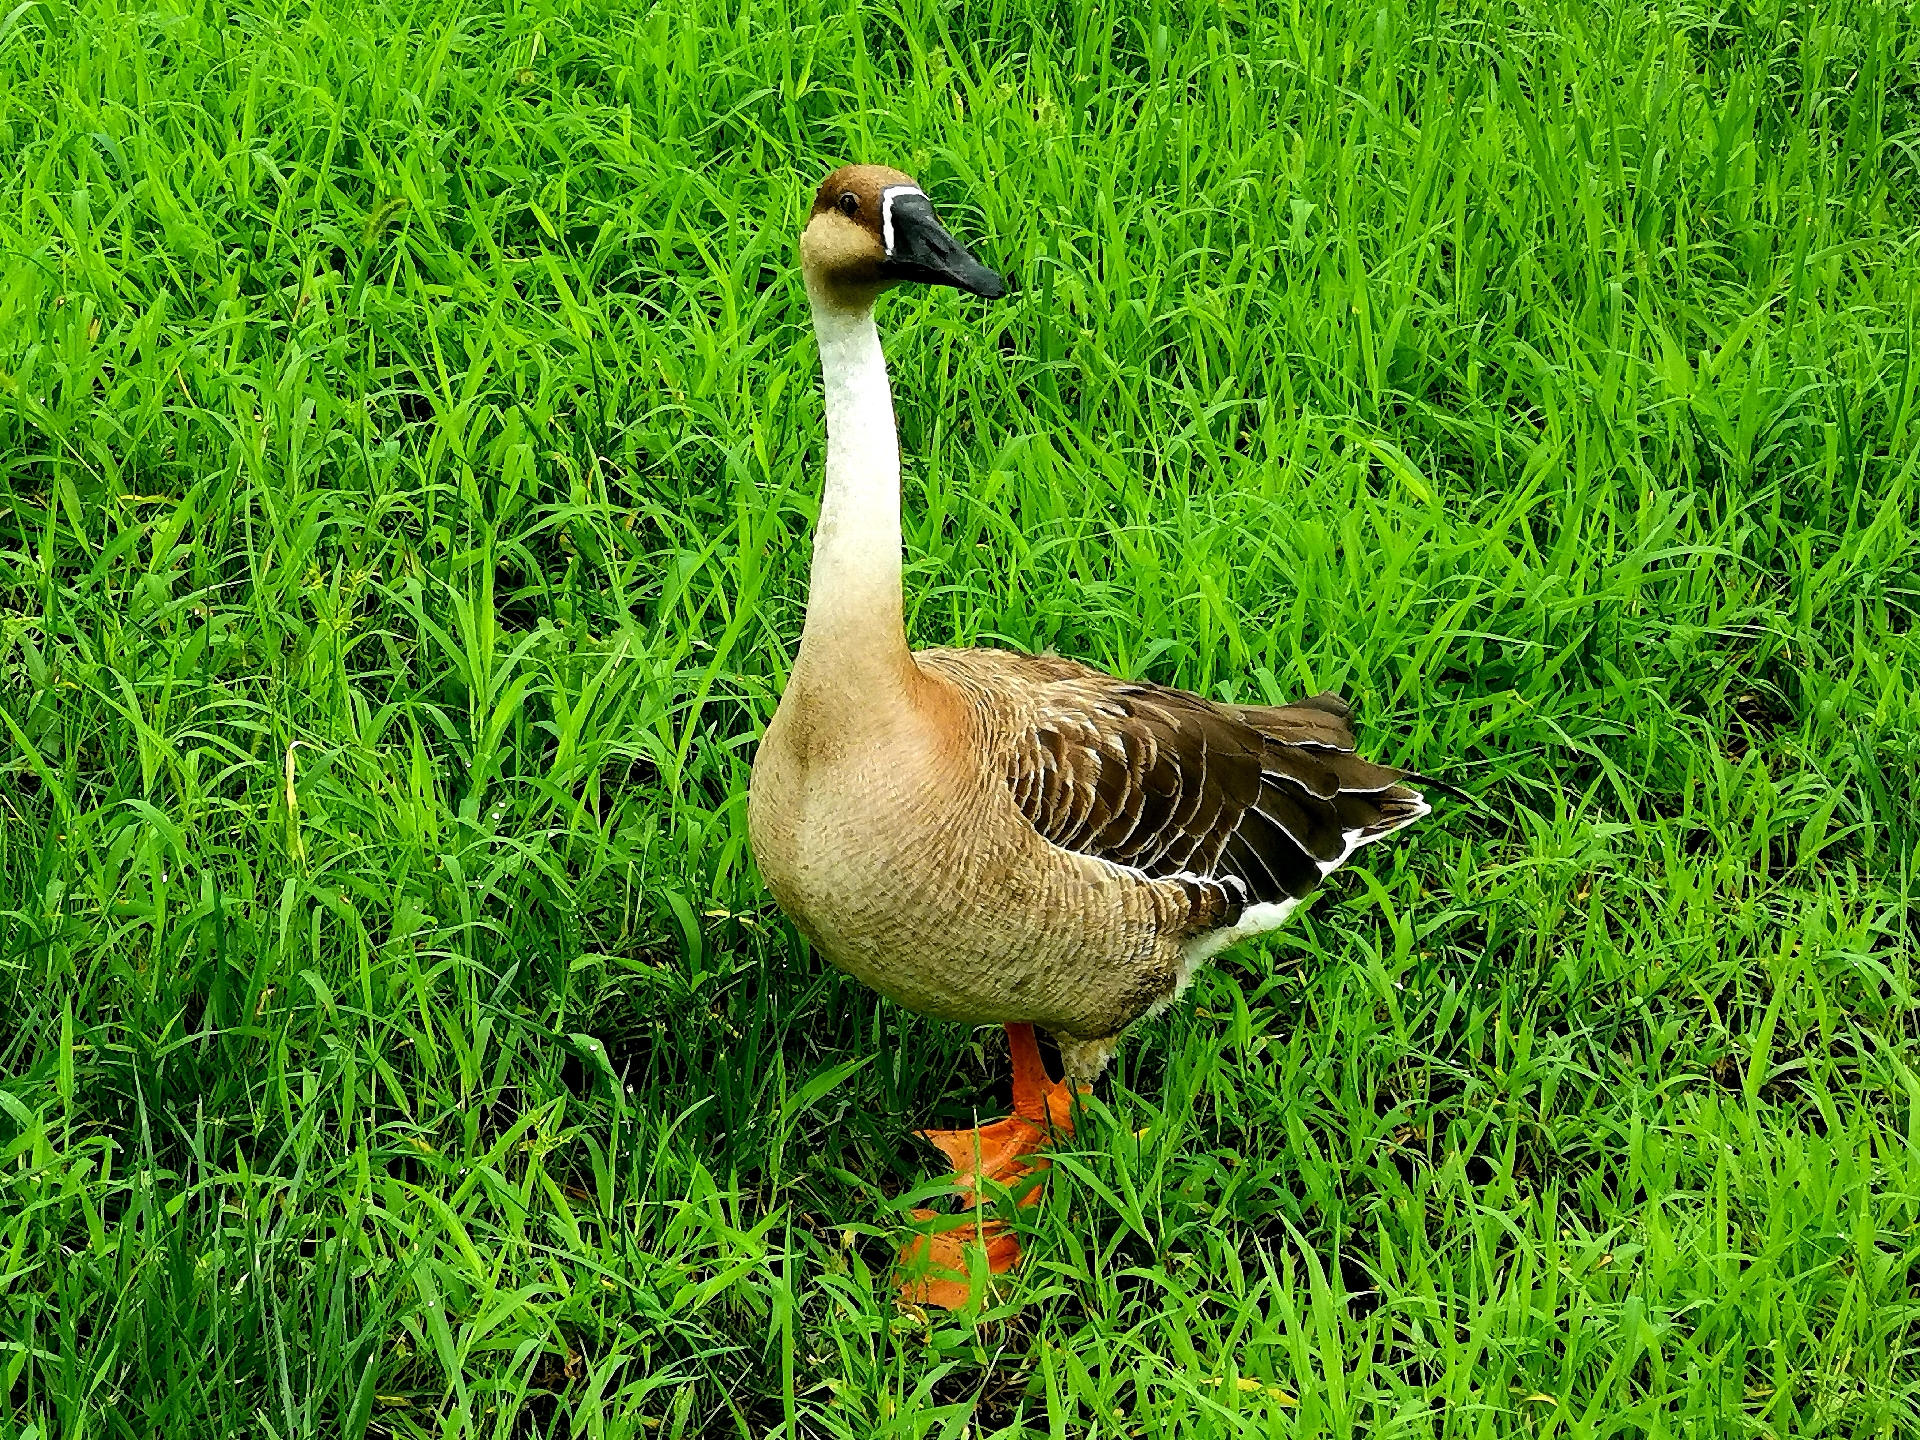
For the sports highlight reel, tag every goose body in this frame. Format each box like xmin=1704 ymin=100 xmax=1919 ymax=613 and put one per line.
xmin=748 ymin=165 xmax=1430 ymax=1088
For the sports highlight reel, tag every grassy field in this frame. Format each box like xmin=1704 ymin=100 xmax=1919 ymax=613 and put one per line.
xmin=2 ymin=0 xmax=1919 ymax=1431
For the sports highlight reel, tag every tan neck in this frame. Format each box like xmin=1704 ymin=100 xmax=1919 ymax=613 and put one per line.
xmin=790 ymin=286 xmax=913 ymax=703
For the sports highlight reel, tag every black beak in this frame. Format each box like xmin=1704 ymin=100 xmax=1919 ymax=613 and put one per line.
xmin=880 ymin=191 xmax=1005 ymax=299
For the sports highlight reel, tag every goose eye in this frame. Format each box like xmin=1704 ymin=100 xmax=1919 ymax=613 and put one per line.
xmin=837 ymin=192 xmax=859 ymax=217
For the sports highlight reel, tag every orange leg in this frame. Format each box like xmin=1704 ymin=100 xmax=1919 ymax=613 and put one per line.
xmin=895 ymin=1023 xmax=1080 ymax=1309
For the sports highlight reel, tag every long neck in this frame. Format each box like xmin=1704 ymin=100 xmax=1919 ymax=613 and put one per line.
xmin=792 ymin=293 xmax=912 ymax=697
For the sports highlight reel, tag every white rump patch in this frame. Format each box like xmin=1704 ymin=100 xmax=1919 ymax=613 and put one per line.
xmin=1163 ymin=787 xmax=1433 ymax=1007
xmin=1158 ymin=898 xmax=1302 ymax=1015
xmin=879 ymin=184 xmax=922 ymax=258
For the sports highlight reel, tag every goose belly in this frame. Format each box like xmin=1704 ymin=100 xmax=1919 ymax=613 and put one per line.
xmin=795 ymin=859 xmax=1171 ymax=1035
xmin=749 ymin=759 xmax=1171 ymax=1035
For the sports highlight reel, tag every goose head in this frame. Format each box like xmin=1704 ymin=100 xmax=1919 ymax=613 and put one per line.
xmin=800 ymin=164 xmax=1006 ymax=310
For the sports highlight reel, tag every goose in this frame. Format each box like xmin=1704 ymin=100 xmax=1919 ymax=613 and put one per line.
xmin=747 ymin=164 xmax=1431 ymax=1307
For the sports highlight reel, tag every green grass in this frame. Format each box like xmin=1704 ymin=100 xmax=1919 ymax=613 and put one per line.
xmin=2 ymin=0 xmax=1918 ymax=1431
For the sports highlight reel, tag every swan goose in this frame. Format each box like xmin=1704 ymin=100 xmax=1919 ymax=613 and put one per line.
xmin=747 ymin=164 xmax=1430 ymax=1306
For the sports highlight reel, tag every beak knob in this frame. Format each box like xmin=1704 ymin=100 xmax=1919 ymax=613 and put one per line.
xmin=880 ymin=191 xmax=1005 ymax=299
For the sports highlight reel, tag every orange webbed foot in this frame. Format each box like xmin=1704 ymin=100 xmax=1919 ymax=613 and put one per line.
xmin=894 ymin=1024 xmax=1084 ymax=1309
xmin=896 ymin=1210 xmax=1020 ymax=1309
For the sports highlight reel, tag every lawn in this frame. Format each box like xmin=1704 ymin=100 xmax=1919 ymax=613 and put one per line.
xmin=2 ymin=0 xmax=1918 ymax=1432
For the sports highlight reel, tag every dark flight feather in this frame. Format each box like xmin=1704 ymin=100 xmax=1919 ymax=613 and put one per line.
xmin=976 ymin=653 xmax=1427 ymax=938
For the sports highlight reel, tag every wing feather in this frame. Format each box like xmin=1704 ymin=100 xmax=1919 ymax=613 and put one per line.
xmin=937 ymin=650 xmax=1426 ymax=939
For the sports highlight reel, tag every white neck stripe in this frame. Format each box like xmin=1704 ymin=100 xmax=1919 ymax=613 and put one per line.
xmin=794 ymin=292 xmax=904 ymax=676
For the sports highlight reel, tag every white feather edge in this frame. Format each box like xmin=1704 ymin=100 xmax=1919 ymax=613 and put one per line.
xmin=1163 ymin=788 xmax=1434 ymax=1007
xmin=1072 ymin=783 xmax=1432 ymax=1023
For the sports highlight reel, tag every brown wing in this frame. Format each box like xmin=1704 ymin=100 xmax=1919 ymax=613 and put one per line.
xmin=979 ymin=653 xmax=1425 ymax=928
